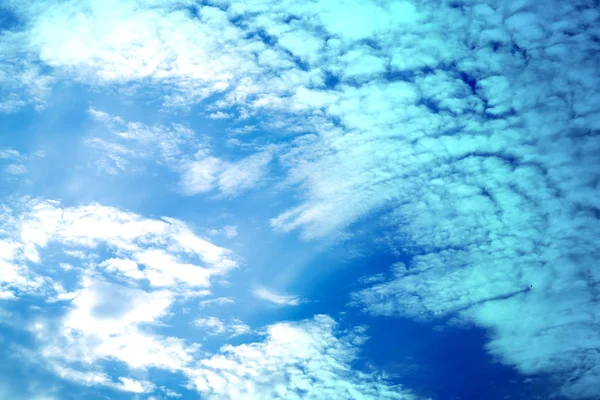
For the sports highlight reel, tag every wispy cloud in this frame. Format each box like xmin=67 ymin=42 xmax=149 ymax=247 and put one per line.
xmin=87 ymin=108 xmax=276 ymax=197
xmin=192 ymin=316 xmax=250 ymax=338
xmin=252 ymin=286 xmax=302 ymax=306
xmin=198 ymin=297 xmax=235 ymax=309
xmin=180 ymin=149 xmax=275 ymax=197
xmin=207 ymin=225 xmax=238 ymax=239
xmin=4 ymin=163 xmax=28 ymax=175
xmin=0 ymin=147 xmax=44 ymax=178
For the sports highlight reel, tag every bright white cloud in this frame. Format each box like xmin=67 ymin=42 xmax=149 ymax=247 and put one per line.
xmin=1 ymin=198 xmax=415 ymax=399
xmin=17 ymin=198 xmax=237 ymax=288
xmin=0 ymin=197 xmax=239 ymax=394
xmin=24 ymin=0 xmax=258 ymax=106
xmin=186 ymin=315 xmax=419 ymax=400
xmin=207 ymin=111 xmax=234 ymax=120
xmin=42 ymin=278 xmax=199 ymax=372
xmin=28 ymin=279 xmax=193 ymax=394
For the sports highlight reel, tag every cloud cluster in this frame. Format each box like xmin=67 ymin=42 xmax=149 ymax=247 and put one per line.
xmin=0 ymin=24 xmax=53 ymax=113
xmin=2 ymin=0 xmax=599 ymax=397
xmin=87 ymin=108 xmax=276 ymax=196
xmin=16 ymin=198 xmax=237 ymax=289
xmin=0 ymin=147 xmax=44 ymax=178
xmin=187 ymin=315 xmax=419 ymax=400
xmin=1 ymin=198 xmax=410 ymax=398
xmin=0 ymin=197 xmax=234 ymax=393
xmin=35 ymin=278 xmax=198 ymax=377
xmin=86 ymin=107 xmax=204 ymax=175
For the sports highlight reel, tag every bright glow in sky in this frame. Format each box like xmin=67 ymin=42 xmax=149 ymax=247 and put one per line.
xmin=0 ymin=0 xmax=599 ymax=399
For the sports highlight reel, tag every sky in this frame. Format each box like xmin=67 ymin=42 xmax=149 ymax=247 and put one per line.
xmin=0 ymin=0 xmax=599 ymax=399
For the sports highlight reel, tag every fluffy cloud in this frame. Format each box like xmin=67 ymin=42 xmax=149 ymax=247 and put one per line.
xmin=207 ymin=111 xmax=234 ymax=120
xmin=0 ymin=197 xmax=240 ymax=392
xmin=186 ymin=315 xmax=419 ymax=400
xmin=171 ymin=1 xmax=600 ymax=397
xmin=4 ymin=163 xmax=27 ymax=175
xmin=310 ymin=2 xmax=600 ymax=398
xmin=35 ymin=278 xmax=199 ymax=374
xmin=16 ymin=198 xmax=237 ymax=289
xmin=1 ymin=198 xmax=409 ymax=399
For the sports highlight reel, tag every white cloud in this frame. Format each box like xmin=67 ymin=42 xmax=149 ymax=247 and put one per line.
xmin=51 ymin=364 xmax=155 ymax=393
xmin=252 ymin=286 xmax=301 ymax=306
xmin=2 ymin=198 xmax=418 ymax=400
xmin=181 ymin=147 xmax=275 ymax=197
xmin=207 ymin=111 xmax=234 ymax=120
xmin=35 ymin=277 xmax=199 ymax=368
xmin=0 ymin=148 xmax=44 ymax=177
xmin=3 ymin=0 xmax=421 ymax=112
xmin=18 ymin=198 xmax=237 ymax=287
xmin=4 ymin=163 xmax=28 ymax=175
xmin=186 ymin=315 xmax=419 ymax=400
xmin=0 ymin=149 xmax=21 ymax=160
xmin=1 ymin=0 xmax=598 ymax=398
xmin=0 ymin=237 xmax=46 ymax=298
xmin=192 ymin=317 xmax=250 ymax=338
xmin=118 ymin=377 xmax=156 ymax=394
xmin=23 ymin=0 xmax=258 ymax=105
xmin=208 ymin=225 xmax=238 ymax=239
xmin=198 ymin=297 xmax=235 ymax=309
xmin=0 ymin=28 xmax=54 ymax=113
xmin=0 ymin=197 xmax=242 ymax=394
xmin=86 ymin=109 xmax=275 ymax=197
xmin=87 ymin=107 xmax=124 ymax=125
xmin=86 ymin=108 xmax=204 ymax=174
xmin=161 ymin=386 xmax=182 ymax=398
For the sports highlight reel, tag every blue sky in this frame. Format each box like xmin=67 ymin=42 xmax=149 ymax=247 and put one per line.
xmin=0 ymin=0 xmax=599 ymax=399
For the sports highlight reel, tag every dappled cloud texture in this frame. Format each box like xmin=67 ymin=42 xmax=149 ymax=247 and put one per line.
xmin=0 ymin=0 xmax=599 ymax=398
